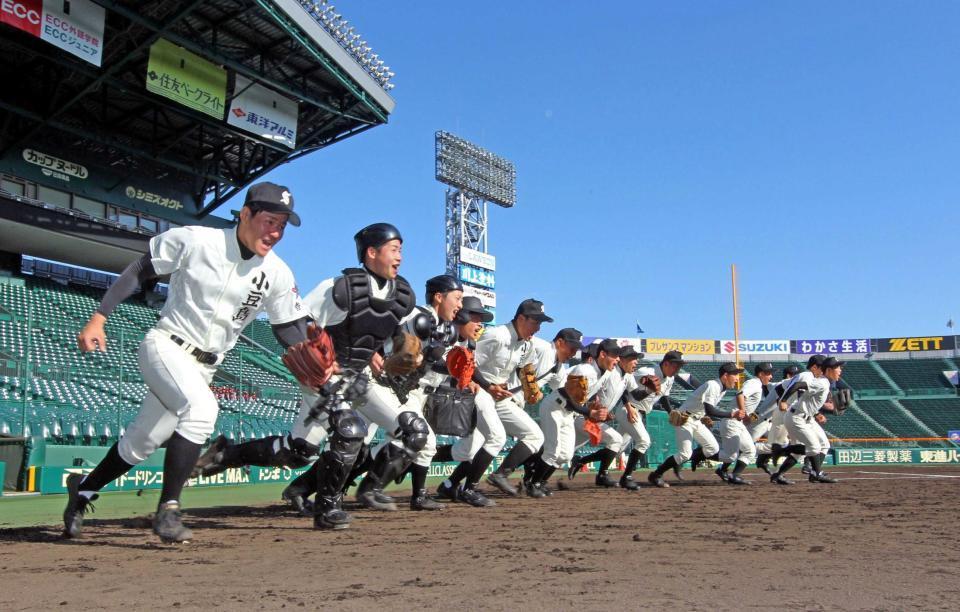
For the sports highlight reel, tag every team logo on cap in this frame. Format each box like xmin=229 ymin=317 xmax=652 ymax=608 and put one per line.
xmin=281 ymin=190 xmax=291 ymax=206
xmin=539 ymin=303 xmax=546 ymax=312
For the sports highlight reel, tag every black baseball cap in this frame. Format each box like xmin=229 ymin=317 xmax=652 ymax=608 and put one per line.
xmin=597 ymin=338 xmax=622 ymax=357
xmin=620 ymin=345 xmax=643 ymax=360
xmin=719 ymin=362 xmax=744 ymax=376
xmin=662 ymin=350 xmax=685 ymax=365
xmin=514 ymin=299 xmax=554 ymax=323
xmin=582 ymin=342 xmax=599 ymax=360
xmin=783 ymin=364 xmax=800 ymax=377
xmin=243 ymin=181 xmax=300 ymax=226
xmin=554 ymin=328 xmax=584 ymax=350
xmin=821 ymin=356 xmax=845 ymax=369
xmin=754 ymin=362 xmax=774 ymax=375
xmin=807 ymin=354 xmax=827 ymax=369
xmin=455 ymin=296 xmax=493 ymax=324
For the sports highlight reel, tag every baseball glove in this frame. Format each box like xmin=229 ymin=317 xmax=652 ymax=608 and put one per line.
xmin=700 ymin=416 xmax=715 ymax=428
xmin=445 ymin=345 xmax=475 ymax=390
xmin=639 ymin=374 xmax=661 ymax=394
xmin=519 ymin=362 xmax=543 ymax=405
xmin=282 ymin=324 xmax=337 ymax=388
xmin=382 ymin=332 xmax=423 ymax=376
xmin=748 ymin=412 xmax=759 ymax=422
xmin=668 ymin=410 xmax=689 ymax=427
xmin=832 ymin=387 xmax=853 ymax=415
xmin=587 ymin=397 xmax=608 ymax=423
xmin=564 ymin=374 xmax=589 ymax=405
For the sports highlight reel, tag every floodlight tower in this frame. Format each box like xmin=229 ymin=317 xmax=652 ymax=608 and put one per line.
xmin=435 ymin=131 xmax=516 ymax=320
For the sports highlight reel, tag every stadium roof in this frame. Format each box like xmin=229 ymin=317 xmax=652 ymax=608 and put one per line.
xmin=0 ymin=0 xmax=395 ymax=220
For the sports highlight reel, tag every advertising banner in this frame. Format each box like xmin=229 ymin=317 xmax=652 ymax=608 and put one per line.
xmin=463 ymin=284 xmax=496 ymax=307
xmin=835 ymin=448 xmax=960 ymax=465
xmin=792 ymin=339 xmax=871 ymax=354
xmin=1 ymin=0 xmax=105 ymax=66
xmin=458 ymin=263 xmax=495 ymax=289
xmin=459 ymin=246 xmax=496 ymax=271
xmin=645 ymin=338 xmax=715 ymax=355
xmin=146 ymin=38 xmax=227 ymax=119
xmin=227 ymin=75 xmax=298 ymax=148
xmin=719 ymin=340 xmax=789 ymax=355
xmin=1 ymin=147 xmax=200 ymax=224
xmin=876 ymin=336 xmax=955 ymax=353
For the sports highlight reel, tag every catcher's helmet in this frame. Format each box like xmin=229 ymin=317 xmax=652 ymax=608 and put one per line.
xmin=354 ymin=223 xmax=403 ymax=263
xmin=425 ymin=274 xmax=463 ymax=302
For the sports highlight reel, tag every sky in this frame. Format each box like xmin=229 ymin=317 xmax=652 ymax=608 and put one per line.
xmin=240 ymin=1 xmax=960 ymax=342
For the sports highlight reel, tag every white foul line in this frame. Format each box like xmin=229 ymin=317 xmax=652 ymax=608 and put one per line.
xmin=852 ymin=470 xmax=960 ymax=479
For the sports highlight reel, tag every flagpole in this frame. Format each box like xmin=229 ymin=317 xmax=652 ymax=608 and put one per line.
xmin=731 ymin=264 xmax=742 ymax=386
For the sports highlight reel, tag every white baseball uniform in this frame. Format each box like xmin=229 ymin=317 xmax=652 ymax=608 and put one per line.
xmin=539 ymin=362 xmax=600 ymax=468
xmin=784 ymin=375 xmax=832 ymax=457
xmin=119 ymin=226 xmax=303 ymax=465
xmin=672 ymin=379 xmax=725 ymax=463
xmin=718 ymin=378 xmax=759 ymax=466
xmin=453 ymin=323 xmax=544 ymax=460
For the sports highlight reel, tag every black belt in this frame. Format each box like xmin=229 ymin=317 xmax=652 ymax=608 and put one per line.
xmin=170 ymin=335 xmax=219 ymax=366
xmin=789 ymin=407 xmax=811 ymax=421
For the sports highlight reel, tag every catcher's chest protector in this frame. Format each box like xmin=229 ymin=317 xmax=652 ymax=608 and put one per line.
xmin=326 ymin=268 xmax=415 ymax=369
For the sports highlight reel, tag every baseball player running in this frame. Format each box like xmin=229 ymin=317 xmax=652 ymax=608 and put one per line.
xmin=608 ymin=345 xmax=662 ymax=490
xmin=715 ymin=362 xmax=773 ymax=484
xmin=193 ymin=223 xmax=417 ymax=529
xmin=770 ymin=356 xmax=843 ymax=484
xmin=647 ymin=362 xmax=745 ymax=488
xmin=64 ymin=182 xmax=305 ymax=542
xmin=567 ymin=339 xmax=638 ymax=489
xmin=753 ymin=364 xmax=800 ymax=473
xmin=432 ymin=296 xmax=503 ymax=507
xmin=455 ymin=299 xmax=551 ymax=498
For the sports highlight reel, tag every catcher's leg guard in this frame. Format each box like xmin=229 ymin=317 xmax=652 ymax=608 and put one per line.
xmin=314 ymin=410 xmax=366 ymax=530
xmin=195 ymin=434 xmax=317 ymax=478
xmin=340 ymin=444 xmax=372 ymax=494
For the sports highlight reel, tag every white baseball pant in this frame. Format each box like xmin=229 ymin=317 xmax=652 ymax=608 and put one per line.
xmin=672 ymin=418 xmax=719 ymax=463
xmin=719 ymin=418 xmax=757 ymax=465
xmin=451 ymin=389 xmax=507 ymax=462
xmin=118 ymin=330 xmax=219 ymax=464
xmin=538 ymin=392 xmax=577 ymax=468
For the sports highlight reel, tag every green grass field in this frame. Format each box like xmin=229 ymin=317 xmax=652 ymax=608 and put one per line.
xmin=0 ymin=474 xmax=456 ymax=529
xmin=0 ymin=482 xmax=295 ymax=529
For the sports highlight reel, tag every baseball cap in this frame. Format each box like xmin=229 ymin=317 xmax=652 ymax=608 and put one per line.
xmin=821 ymin=356 xmax=845 ymax=369
xmin=662 ymin=350 xmax=685 ymax=365
xmin=597 ymin=338 xmax=623 ymax=357
xmin=554 ymin=328 xmax=584 ymax=350
xmin=783 ymin=364 xmax=800 ymax=377
xmin=514 ymin=299 xmax=554 ymax=323
xmin=619 ymin=345 xmax=643 ymax=360
xmin=719 ymin=362 xmax=744 ymax=376
xmin=806 ymin=354 xmax=827 ymax=369
xmin=243 ymin=181 xmax=300 ymax=226
xmin=455 ymin=296 xmax=493 ymax=324
xmin=754 ymin=362 xmax=774 ymax=375
xmin=581 ymin=342 xmax=600 ymax=360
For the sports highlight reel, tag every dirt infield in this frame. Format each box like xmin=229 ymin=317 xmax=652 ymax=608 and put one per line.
xmin=3 ymin=464 xmax=959 ymax=611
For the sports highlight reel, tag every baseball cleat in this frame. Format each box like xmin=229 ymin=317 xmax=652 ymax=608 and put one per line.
xmin=314 ymin=509 xmax=353 ymax=530
xmin=727 ymin=475 xmax=750 ymax=485
xmin=648 ymin=472 xmax=670 ymax=488
xmin=810 ymin=472 xmax=838 ymax=484
xmin=192 ymin=435 xmax=229 ymax=478
xmin=458 ymin=487 xmax=497 ymax=508
xmin=486 ymin=472 xmax=520 ymax=497
xmin=619 ymin=475 xmax=640 ymax=491
xmin=436 ymin=481 xmax=459 ymax=502
xmin=356 ymin=489 xmax=398 ymax=512
xmin=672 ymin=465 xmax=685 ymax=481
xmin=715 ymin=466 xmax=729 ymax=482
xmin=595 ymin=473 xmax=617 ymax=488
xmin=770 ymin=473 xmax=793 ymax=485
xmin=62 ymin=473 xmax=97 ymax=539
xmin=281 ymin=484 xmax=314 ymax=517
xmin=410 ymin=489 xmax=443 ymax=511
xmin=540 ymin=482 xmax=553 ymax=496
xmin=153 ymin=502 xmax=193 ymax=543
xmin=567 ymin=456 xmax=585 ymax=480
xmin=525 ymin=482 xmax=547 ymax=498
